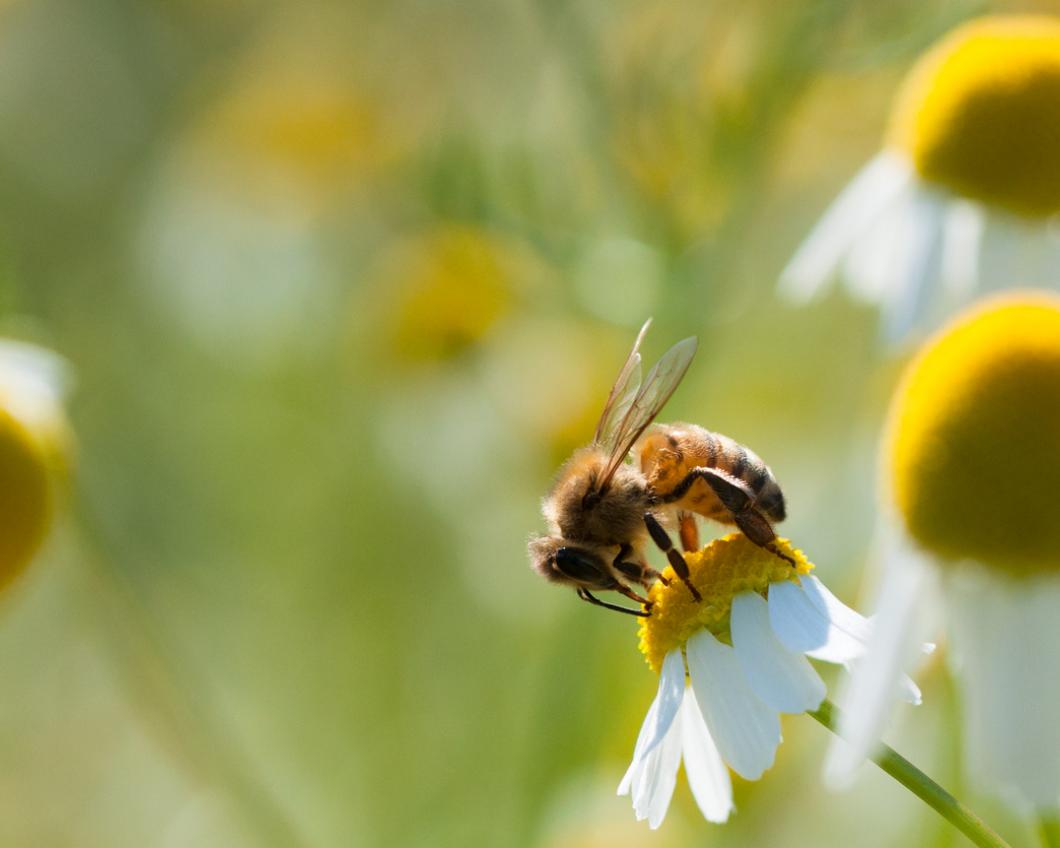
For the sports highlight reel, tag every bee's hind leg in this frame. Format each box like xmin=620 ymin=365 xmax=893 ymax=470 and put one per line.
xmin=729 ymin=504 xmax=796 ymax=568
xmin=577 ymin=587 xmax=650 ymax=617
xmin=692 ymin=469 xmax=796 ymax=568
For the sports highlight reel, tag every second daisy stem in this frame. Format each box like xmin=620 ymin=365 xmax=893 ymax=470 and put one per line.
xmin=808 ymin=700 xmax=1011 ymax=848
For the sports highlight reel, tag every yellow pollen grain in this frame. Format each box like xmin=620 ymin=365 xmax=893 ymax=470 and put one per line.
xmin=889 ymin=291 xmax=1060 ymax=577
xmin=888 ymin=15 xmax=1060 ymax=218
xmin=638 ymin=534 xmax=813 ymax=673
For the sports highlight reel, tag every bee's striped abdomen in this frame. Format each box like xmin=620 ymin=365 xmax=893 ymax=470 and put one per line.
xmin=638 ymin=423 xmax=786 ymax=523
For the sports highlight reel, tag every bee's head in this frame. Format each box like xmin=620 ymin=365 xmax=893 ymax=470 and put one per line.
xmin=528 ymin=536 xmax=613 ymax=589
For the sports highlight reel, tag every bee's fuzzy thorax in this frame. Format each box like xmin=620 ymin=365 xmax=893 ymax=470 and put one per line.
xmin=543 ymin=447 xmax=647 ymax=545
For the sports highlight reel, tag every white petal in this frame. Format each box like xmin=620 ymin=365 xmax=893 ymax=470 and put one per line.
xmin=978 ymin=210 xmax=1060 ymax=297
xmin=645 ymin=650 xmax=686 ymax=757
xmin=0 ymin=339 xmax=70 ymax=434
xmin=825 ymin=537 xmax=936 ymax=787
xmin=686 ymin=629 xmax=781 ymax=780
xmin=630 ymin=704 xmax=684 ymax=829
xmin=731 ymin=592 xmax=826 ymax=713
xmin=839 ymin=155 xmax=918 ymax=304
xmin=949 ymin=572 xmax=1060 ymax=807
xmin=897 ymin=674 xmax=923 ymax=706
xmin=768 ymin=576 xmax=870 ymax=663
xmin=618 ymin=697 xmax=659 ymax=796
xmin=680 ymin=687 xmax=733 ymax=823
xmin=617 ymin=649 xmax=685 ymax=796
xmin=0 ymin=340 xmax=69 ymax=399
xmin=779 ymin=152 xmax=914 ymax=303
xmin=939 ymin=199 xmax=982 ymax=305
xmin=841 ymin=661 xmax=924 ymax=706
xmin=878 ymin=187 xmax=946 ymax=342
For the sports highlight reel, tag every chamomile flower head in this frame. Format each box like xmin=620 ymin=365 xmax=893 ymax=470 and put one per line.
xmin=831 ymin=293 xmax=1060 ymax=809
xmin=0 ymin=340 xmax=71 ymax=591
xmin=781 ymin=15 xmax=1060 ymax=342
xmin=619 ymin=534 xmax=910 ymax=828
xmin=890 ymin=292 xmax=1060 ymax=576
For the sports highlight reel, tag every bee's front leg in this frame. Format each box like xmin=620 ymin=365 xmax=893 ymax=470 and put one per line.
xmin=643 ymin=513 xmax=702 ymax=602
xmin=613 ymin=544 xmax=670 ymax=590
xmin=576 ymin=587 xmax=650 ymax=617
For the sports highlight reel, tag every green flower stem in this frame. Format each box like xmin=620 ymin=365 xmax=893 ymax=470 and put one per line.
xmin=809 ymin=700 xmax=1011 ymax=848
xmin=1039 ymin=815 xmax=1060 ymax=848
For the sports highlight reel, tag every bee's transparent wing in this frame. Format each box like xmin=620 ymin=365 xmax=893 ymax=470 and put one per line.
xmin=593 ymin=319 xmax=651 ymax=447
xmin=597 ymin=335 xmax=698 ymax=491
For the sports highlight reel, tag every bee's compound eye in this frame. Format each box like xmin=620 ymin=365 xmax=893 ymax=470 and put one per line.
xmin=554 ymin=547 xmax=605 ymax=583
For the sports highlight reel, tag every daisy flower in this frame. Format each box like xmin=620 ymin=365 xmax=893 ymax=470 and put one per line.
xmin=829 ymin=292 xmax=1060 ymax=814
xmin=780 ymin=16 xmax=1060 ymax=341
xmin=618 ymin=533 xmax=906 ymax=828
xmin=0 ymin=339 xmax=71 ymax=591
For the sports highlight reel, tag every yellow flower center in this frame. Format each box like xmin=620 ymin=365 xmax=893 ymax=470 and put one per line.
xmin=638 ymin=534 xmax=813 ymax=672
xmin=888 ymin=15 xmax=1060 ymax=218
xmin=889 ymin=292 xmax=1060 ymax=576
xmin=0 ymin=404 xmax=53 ymax=591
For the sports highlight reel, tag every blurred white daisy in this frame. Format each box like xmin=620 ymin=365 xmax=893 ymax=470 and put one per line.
xmin=619 ymin=534 xmax=917 ymax=828
xmin=0 ymin=339 xmax=71 ymax=591
xmin=829 ymin=293 xmax=1060 ymax=814
xmin=780 ymin=16 xmax=1060 ymax=341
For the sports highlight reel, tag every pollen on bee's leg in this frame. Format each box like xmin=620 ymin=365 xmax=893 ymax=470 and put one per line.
xmin=637 ymin=534 xmax=814 ymax=672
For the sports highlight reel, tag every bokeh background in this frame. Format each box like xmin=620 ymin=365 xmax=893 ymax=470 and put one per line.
xmin=0 ymin=0 xmax=1052 ymax=845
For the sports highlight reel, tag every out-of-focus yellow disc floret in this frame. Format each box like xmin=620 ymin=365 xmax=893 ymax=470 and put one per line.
xmin=0 ymin=408 xmax=53 ymax=591
xmin=379 ymin=225 xmax=536 ymax=365
xmin=638 ymin=534 xmax=812 ymax=672
xmin=888 ymin=15 xmax=1060 ymax=218
xmin=889 ymin=292 xmax=1060 ymax=577
xmin=0 ymin=342 xmax=71 ymax=592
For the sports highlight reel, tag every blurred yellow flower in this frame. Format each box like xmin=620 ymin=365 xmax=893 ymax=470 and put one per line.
xmin=139 ymin=22 xmax=414 ymax=366
xmin=890 ymin=16 xmax=1060 ymax=219
xmin=198 ymin=67 xmax=390 ymax=199
xmin=179 ymin=21 xmax=413 ymax=213
xmin=890 ymin=292 xmax=1060 ymax=576
xmin=831 ymin=293 xmax=1060 ymax=811
xmin=0 ymin=341 xmax=70 ymax=591
xmin=374 ymin=225 xmax=540 ymax=366
xmin=782 ymin=15 xmax=1060 ymax=342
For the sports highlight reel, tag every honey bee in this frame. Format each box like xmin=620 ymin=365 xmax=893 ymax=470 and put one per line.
xmin=529 ymin=320 xmax=791 ymax=616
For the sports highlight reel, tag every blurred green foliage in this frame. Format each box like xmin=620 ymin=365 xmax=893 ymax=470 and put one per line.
xmin=0 ymin=0 xmax=1046 ymax=845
